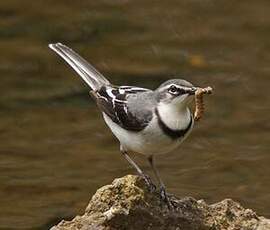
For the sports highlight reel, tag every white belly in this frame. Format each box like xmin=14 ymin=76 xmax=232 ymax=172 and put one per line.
xmin=103 ymin=113 xmax=192 ymax=156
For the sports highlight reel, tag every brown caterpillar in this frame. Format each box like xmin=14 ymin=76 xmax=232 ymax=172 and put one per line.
xmin=194 ymin=86 xmax=213 ymax=121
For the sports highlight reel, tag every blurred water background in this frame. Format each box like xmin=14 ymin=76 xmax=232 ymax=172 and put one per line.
xmin=0 ymin=0 xmax=270 ymax=229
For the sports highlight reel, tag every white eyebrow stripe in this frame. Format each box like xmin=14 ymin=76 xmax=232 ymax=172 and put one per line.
xmin=165 ymin=84 xmax=180 ymax=89
xmin=165 ymin=84 xmax=191 ymax=91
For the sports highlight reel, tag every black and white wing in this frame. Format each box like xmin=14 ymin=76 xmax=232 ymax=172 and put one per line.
xmin=91 ymin=86 xmax=153 ymax=131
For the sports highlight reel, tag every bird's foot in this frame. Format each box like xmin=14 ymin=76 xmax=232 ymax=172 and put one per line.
xmin=141 ymin=174 xmax=156 ymax=192
xmin=160 ymin=186 xmax=175 ymax=210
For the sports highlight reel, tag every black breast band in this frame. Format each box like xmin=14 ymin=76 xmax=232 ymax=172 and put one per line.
xmin=155 ymin=108 xmax=193 ymax=139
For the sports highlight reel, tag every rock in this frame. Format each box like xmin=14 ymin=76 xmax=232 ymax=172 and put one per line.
xmin=51 ymin=175 xmax=270 ymax=230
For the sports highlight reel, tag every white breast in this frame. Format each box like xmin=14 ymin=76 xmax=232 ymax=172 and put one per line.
xmin=102 ymin=112 xmax=193 ymax=156
xmin=157 ymin=102 xmax=191 ymax=130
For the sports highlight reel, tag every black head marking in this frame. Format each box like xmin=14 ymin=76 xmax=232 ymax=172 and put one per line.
xmin=155 ymin=79 xmax=194 ymax=102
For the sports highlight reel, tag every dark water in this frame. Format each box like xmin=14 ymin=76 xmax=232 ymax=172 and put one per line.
xmin=0 ymin=0 xmax=270 ymax=229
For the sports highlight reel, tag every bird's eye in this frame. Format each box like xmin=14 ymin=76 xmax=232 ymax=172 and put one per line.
xmin=168 ymin=85 xmax=178 ymax=94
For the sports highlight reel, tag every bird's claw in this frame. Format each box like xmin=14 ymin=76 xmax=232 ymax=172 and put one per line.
xmin=160 ymin=186 xmax=174 ymax=209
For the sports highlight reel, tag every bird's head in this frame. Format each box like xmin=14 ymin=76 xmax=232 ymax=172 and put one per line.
xmin=155 ymin=79 xmax=197 ymax=108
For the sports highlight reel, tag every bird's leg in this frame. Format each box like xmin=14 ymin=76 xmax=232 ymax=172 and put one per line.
xmin=148 ymin=155 xmax=173 ymax=208
xmin=120 ymin=147 xmax=156 ymax=192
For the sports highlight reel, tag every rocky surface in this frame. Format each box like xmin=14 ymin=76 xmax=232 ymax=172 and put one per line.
xmin=51 ymin=175 xmax=270 ymax=230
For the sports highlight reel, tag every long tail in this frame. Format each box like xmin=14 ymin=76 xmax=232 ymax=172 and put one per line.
xmin=49 ymin=43 xmax=110 ymax=90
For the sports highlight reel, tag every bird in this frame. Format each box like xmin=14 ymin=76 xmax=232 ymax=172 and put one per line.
xmin=49 ymin=43 xmax=200 ymax=206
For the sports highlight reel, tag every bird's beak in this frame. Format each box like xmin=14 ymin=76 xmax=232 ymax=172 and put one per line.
xmin=186 ymin=87 xmax=198 ymax=95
